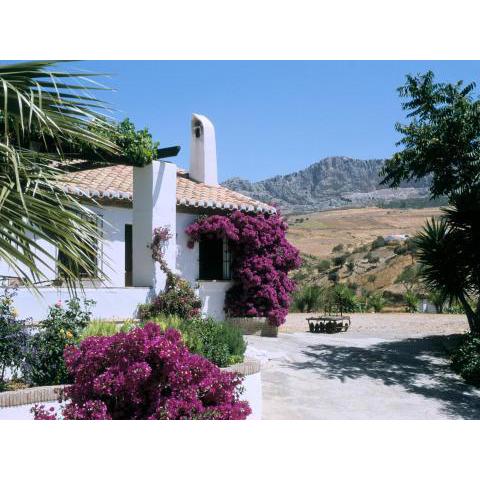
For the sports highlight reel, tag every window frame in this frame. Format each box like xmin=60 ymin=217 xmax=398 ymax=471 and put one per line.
xmin=198 ymin=235 xmax=232 ymax=281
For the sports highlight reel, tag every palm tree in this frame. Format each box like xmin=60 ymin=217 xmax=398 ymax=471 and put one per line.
xmin=415 ymin=190 xmax=480 ymax=333
xmin=0 ymin=61 xmax=118 ymax=290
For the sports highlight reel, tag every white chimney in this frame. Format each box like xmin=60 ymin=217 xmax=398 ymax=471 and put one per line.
xmin=189 ymin=113 xmax=218 ymax=185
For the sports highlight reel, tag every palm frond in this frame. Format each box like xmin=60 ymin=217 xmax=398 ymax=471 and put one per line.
xmin=0 ymin=61 xmax=118 ymax=291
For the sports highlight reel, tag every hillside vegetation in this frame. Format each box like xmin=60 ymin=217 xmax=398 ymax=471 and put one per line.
xmin=288 ymin=207 xmax=446 ymax=313
xmin=286 ymin=207 xmax=441 ymax=257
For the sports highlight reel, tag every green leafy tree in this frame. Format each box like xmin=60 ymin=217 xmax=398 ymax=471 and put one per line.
xmin=395 ymin=264 xmax=420 ymax=294
xmin=0 ymin=61 xmax=119 ymax=289
xmin=324 ymin=284 xmax=359 ymax=315
xmin=381 ymin=71 xmax=480 ymax=197
xmin=382 ymin=71 xmax=480 ymax=332
xmin=76 ymin=118 xmax=161 ymax=167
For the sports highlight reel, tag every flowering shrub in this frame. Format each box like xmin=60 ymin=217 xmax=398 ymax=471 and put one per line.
xmin=24 ymin=298 xmax=94 ymax=386
xmin=138 ymin=275 xmax=202 ymax=320
xmin=0 ymin=289 xmax=30 ymax=387
xmin=33 ymin=323 xmax=250 ymax=420
xmin=138 ymin=227 xmax=202 ymax=320
xmin=186 ymin=211 xmax=301 ymax=326
xmin=151 ymin=226 xmax=173 ymax=273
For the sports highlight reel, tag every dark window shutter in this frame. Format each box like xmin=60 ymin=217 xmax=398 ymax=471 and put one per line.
xmin=199 ymin=236 xmax=224 ymax=280
xmin=125 ymin=224 xmax=133 ymax=286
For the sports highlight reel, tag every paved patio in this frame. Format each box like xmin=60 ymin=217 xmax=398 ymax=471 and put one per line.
xmin=247 ymin=314 xmax=480 ymax=420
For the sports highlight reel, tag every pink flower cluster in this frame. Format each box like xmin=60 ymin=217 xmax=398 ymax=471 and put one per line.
xmin=186 ymin=211 xmax=301 ymax=326
xmin=33 ymin=323 xmax=251 ymax=420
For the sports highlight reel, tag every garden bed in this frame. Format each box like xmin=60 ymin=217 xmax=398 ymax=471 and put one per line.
xmin=0 ymin=358 xmax=262 ymax=419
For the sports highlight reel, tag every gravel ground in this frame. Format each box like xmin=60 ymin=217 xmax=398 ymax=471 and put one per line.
xmin=247 ymin=313 xmax=479 ymax=420
xmin=280 ymin=313 xmax=470 ymax=338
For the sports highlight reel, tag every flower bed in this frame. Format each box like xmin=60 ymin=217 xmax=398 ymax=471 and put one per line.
xmin=0 ymin=357 xmax=262 ymax=419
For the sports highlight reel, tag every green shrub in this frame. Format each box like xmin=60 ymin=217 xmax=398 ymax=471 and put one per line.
xmin=328 ymin=271 xmax=339 ymax=283
xmin=119 ymin=319 xmax=136 ymax=333
xmin=80 ymin=319 xmax=136 ymax=340
xmin=184 ymin=317 xmax=246 ymax=367
xmin=143 ymin=315 xmax=246 ymax=368
xmin=141 ymin=314 xmax=203 ymax=354
xmin=291 ymin=285 xmax=323 ymax=313
xmin=317 ymin=259 xmax=331 ymax=273
xmin=138 ymin=275 xmax=202 ymax=320
xmin=0 ymin=290 xmax=30 ymax=387
xmin=346 ymin=281 xmax=358 ymax=291
xmin=365 ymin=251 xmax=380 ymax=263
xmin=427 ymin=289 xmax=447 ymax=314
xmin=444 ymin=300 xmax=471 ymax=314
xmin=291 ymin=270 xmax=307 ymax=282
xmin=80 ymin=321 xmax=118 ymax=340
xmin=393 ymin=244 xmax=408 ymax=255
xmin=451 ymin=334 xmax=480 ymax=387
xmin=333 ymin=255 xmax=346 ymax=267
xmin=371 ymin=236 xmax=386 ymax=250
xmin=353 ymin=244 xmax=368 ymax=254
xmin=404 ymin=291 xmax=419 ymax=313
xmin=355 ymin=297 xmax=371 ymax=313
xmin=324 ymin=284 xmax=360 ymax=314
xmin=369 ymin=292 xmax=386 ymax=313
xmin=346 ymin=260 xmax=355 ymax=273
xmin=24 ymin=298 xmax=94 ymax=386
xmin=332 ymin=243 xmax=344 ymax=253
xmin=217 ymin=321 xmax=247 ymax=365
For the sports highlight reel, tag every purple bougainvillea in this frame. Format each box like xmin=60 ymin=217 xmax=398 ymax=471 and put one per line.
xmin=33 ymin=323 xmax=250 ymax=420
xmin=186 ymin=211 xmax=301 ymax=326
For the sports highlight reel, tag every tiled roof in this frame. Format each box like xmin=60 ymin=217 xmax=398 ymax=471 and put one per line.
xmin=60 ymin=164 xmax=275 ymax=213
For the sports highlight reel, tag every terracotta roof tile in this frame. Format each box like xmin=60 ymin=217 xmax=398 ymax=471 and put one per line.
xmin=60 ymin=164 xmax=275 ymax=213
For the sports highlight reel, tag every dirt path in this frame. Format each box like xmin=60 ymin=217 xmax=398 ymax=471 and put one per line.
xmin=280 ymin=313 xmax=470 ymax=337
xmin=248 ymin=314 xmax=480 ymax=420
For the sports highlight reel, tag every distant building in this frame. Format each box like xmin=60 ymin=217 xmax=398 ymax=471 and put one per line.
xmin=383 ymin=234 xmax=410 ymax=243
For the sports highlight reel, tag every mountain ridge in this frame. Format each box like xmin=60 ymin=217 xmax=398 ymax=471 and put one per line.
xmin=222 ymin=156 xmax=430 ymax=214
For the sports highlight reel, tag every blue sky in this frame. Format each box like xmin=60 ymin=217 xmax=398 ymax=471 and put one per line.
xmin=79 ymin=61 xmax=480 ymax=182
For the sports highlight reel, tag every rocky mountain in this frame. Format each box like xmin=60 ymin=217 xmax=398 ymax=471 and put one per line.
xmin=222 ymin=156 xmax=430 ymax=214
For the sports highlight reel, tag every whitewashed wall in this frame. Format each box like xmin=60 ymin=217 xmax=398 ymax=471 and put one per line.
xmin=0 ymin=206 xmax=231 ymax=321
xmin=7 ymin=286 xmax=152 ymax=321
xmin=175 ymin=212 xmax=199 ymax=284
xmin=99 ymin=205 xmax=132 ymax=287
xmin=0 ymin=205 xmax=131 ymax=288
xmin=197 ymin=281 xmax=232 ymax=320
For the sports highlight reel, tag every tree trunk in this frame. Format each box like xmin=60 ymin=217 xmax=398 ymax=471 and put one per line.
xmin=458 ymin=293 xmax=480 ymax=334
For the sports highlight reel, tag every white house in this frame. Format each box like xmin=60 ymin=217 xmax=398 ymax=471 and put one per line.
xmin=0 ymin=114 xmax=274 ymax=321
